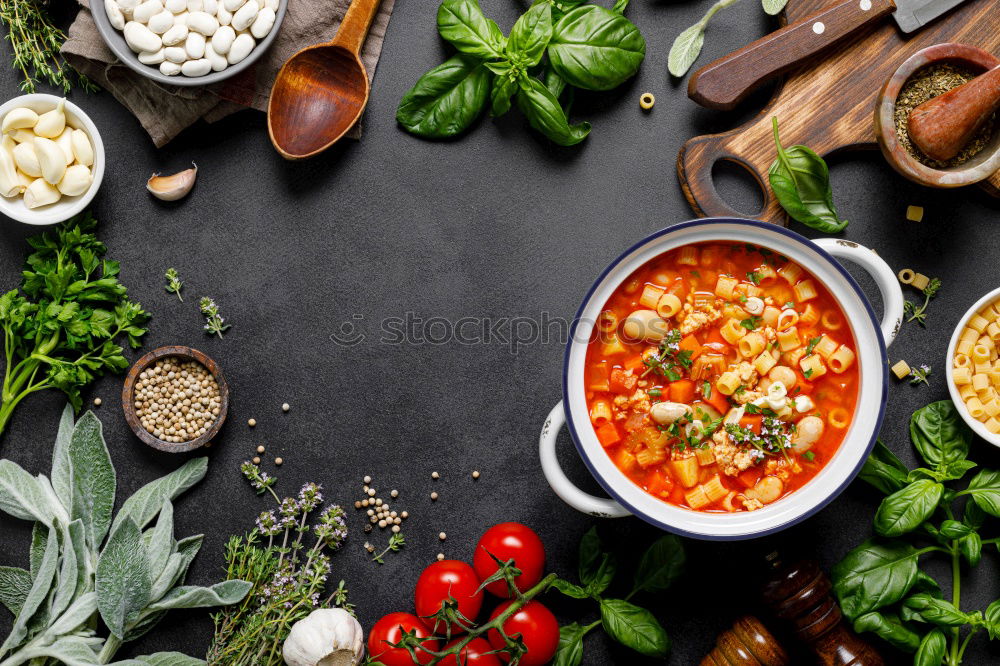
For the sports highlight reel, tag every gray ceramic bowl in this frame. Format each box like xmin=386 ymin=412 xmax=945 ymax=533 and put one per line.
xmin=91 ymin=0 xmax=288 ymax=87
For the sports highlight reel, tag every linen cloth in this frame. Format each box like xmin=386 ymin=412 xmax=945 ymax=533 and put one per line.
xmin=62 ymin=0 xmax=396 ymax=147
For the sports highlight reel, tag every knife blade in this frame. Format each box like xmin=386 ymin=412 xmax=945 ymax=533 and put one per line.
xmin=688 ymin=0 xmax=971 ymax=110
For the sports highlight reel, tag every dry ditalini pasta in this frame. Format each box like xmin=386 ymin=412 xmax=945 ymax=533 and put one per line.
xmin=953 ymin=298 xmax=1000 ymax=434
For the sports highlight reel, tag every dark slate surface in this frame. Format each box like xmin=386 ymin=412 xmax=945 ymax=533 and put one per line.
xmin=2 ymin=0 xmax=1000 ymax=663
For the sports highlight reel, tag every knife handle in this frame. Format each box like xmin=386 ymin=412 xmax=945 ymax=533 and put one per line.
xmin=688 ymin=0 xmax=896 ymax=110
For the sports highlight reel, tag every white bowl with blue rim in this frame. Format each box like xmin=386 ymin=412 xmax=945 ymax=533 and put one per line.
xmin=539 ymin=218 xmax=905 ymax=540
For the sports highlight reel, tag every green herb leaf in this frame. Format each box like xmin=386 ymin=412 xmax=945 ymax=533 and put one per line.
xmin=490 ymin=72 xmax=519 ymax=117
xmin=0 ymin=525 xmax=58 ymax=653
xmin=96 ymin=517 xmax=151 ymax=639
xmin=958 ymin=531 xmax=982 ymax=567
xmin=762 ymin=0 xmax=789 ymax=15
xmin=832 ymin=540 xmax=919 ymax=620
xmin=904 ymin=593 xmax=975 ymax=627
xmin=145 ymin=500 xmax=175 ymax=577
xmin=909 ymin=401 xmax=971 ymax=469
xmin=554 ymin=622 xmax=592 ymax=666
xmin=0 ymin=566 xmax=32 ymax=616
xmin=68 ymin=410 xmax=116 ymax=551
xmin=769 ymin=118 xmax=848 ymax=233
xmin=859 ymin=440 xmax=909 ymax=495
xmin=145 ymin=580 xmax=251 ymax=612
xmin=516 ymin=76 xmax=591 ymax=146
xmin=963 ymin=468 xmax=1000 ymax=517
xmin=632 ymin=535 xmax=685 ymax=595
xmin=548 ymin=5 xmax=646 ymax=91
xmin=551 ymin=578 xmax=590 ymax=599
xmin=397 ymin=55 xmax=491 ymax=139
xmin=852 ymin=611 xmax=921 ymax=653
xmin=914 ymin=628 xmax=947 ymax=665
xmin=936 ymin=520 xmax=972 ymax=540
xmin=873 ymin=480 xmax=943 ymax=538
xmin=150 ymin=535 xmax=203 ymax=603
xmin=51 ymin=403 xmax=75 ymax=511
xmin=599 ymin=598 xmax=670 ymax=657
xmin=667 ymin=22 xmax=704 ymax=78
xmin=507 ymin=1 xmax=553 ymax=68
xmin=985 ymin=600 xmax=1000 ymax=639
xmin=0 ymin=459 xmax=57 ymax=527
xmin=112 ymin=457 xmax=208 ymax=535
xmin=134 ymin=653 xmax=210 ymax=666
xmin=5 ymin=635 xmax=104 ymax=665
xmin=436 ymin=0 xmax=506 ymax=59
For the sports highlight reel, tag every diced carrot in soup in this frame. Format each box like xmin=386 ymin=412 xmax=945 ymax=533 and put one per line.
xmin=584 ymin=241 xmax=859 ymax=513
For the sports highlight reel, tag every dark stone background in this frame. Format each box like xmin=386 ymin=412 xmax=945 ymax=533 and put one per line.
xmin=2 ymin=0 xmax=1000 ymax=663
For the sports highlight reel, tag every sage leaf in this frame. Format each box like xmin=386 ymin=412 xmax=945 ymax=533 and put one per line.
xmin=859 ymin=440 xmax=909 ymax=495
xmin=548 ymin=5 xmax=646 ymax=91
xmin=112 ymin=458 xmax=207 ymax=535
xmin=633 ymin=534 xmax=685 ymax=595
xmin=1 ymin=525 xmax=58 ymax=653
xmin=0 ymin=459 xmax=56 ymax=526
xmin=832 ymin=540 xmax=919 ymax=620
xmin=0 ymin=566 xmax=32 ymax=616
xmin=51 ymin=521 xmax=81 ymax=619
xmin=437 ymin=0 xmax=505 ymax=59
xmin=30 ymin=523 xmax=48 ymax=578
xmin=145 ymin=579 xmax=251 ymax=612
xmin=762 ymin=0 xmax=788 ymax=15
xmin=904 ymin=593 xmax=973 ymax=627
xmin=145 ymin=500 xmax=175 ymax=576
xmin=516 ymin=76 xmax=591 ymax=146
xmin=51 ymin=403 xmax=75 ymax=512
xmin=97 ymin=517 xmax=151 ymax=639
xmin=150 ymin=535 xmax=203 ymax=603
xmin=135 ymin=653 xmax=207 ymax=666
xmin=507 ymin=1 xmax=552 ymax=68
xmin=963 ymin=469 xmax=1000 ymax=517
xmin=852 ymin=612 xmax=921 ymax=653
xmin=396 ymin=55 xmax=491 ymax=139
xmin=68 ymin=411 xmax=116 ymax=550
xmin=874 ymin=480 xmax=943 ymax=537
xmin=914 ymin=629 xmax=947 ymax=666
xmin=668 ymin=0 xmax=739 ymax=78
xmin=769 ymin=117 xmax=848 ymax=233
xmin=7 ymin=635 xmax=103 ymax=665
xmin=45 ymin=591 xmax=98 ymax=637
xmin=554 ymin=622 xmax=589 ymax=666
xmin=909 ymin=401 xmax=971 ymax=469
xmin=599 ymin=598 xmax=670 ymax=657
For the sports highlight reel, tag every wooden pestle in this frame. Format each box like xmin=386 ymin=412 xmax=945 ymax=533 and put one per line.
xmin=760 ymin=553 xmax=885 ymax=666
xmin=701 ymin=616 xmax=789 ymax=666
xmin=908 ymin=63 xmax=1000 ymax=162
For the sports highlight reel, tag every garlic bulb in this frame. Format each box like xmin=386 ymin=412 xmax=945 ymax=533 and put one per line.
xmin=282 ymin=608 xmax=364 ymax=666
xmin=147 ymin=163 xmax=197 ymax=200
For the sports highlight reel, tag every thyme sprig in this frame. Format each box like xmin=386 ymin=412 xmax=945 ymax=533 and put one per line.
xmin=370 ymin=531 xmax=406 ymax=564
xmin=200 ymin=296 xmax=231 ymax=338
xmin=642 ymin=330 xmax=693 ymax=380
xmin=904 ymin=277 xmax=942 ymax=326
xmin=0 ymin=0 xmax=96 ymax=93
xmin=164 ymin=267 xmax=183 ymax=301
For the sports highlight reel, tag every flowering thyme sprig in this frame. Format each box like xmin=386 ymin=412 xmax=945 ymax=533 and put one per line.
xmin=910 ymin=364 xmax=931 ymax=386
xmin=200 ymin=297 xmax=231 ymax=338
xmin=164 ymin=268 xmax=183 ymax=301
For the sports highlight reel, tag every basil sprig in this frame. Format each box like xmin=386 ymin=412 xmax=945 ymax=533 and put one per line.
xmin=397 ymin=0 xmax=646 ymax=146
xmin=768 ymin=117 xmax=849 ymax=233
xmin=550 ymin=527 xmax=679 ymax=663
xmin=832 ymin=401 xmax=1000 ymax=663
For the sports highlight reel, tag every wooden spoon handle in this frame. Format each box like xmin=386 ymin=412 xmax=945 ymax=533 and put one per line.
xmin=331 ymin=0 xmax=384 ymax=55
xmin=688 ymin=0 xmax=896 ymax=110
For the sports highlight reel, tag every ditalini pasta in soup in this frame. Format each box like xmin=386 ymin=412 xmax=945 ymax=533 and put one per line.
xmin=952 ymin=298 xmax=1000 ymax=433
xmin=584 ymin=242 xmax=859 ymax=512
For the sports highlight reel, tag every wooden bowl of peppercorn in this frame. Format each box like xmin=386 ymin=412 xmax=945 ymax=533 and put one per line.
xmin=875 ymin=43 xmax=1000 ymax=189
xmin=122 ymin=346 xmax=229 ymax=453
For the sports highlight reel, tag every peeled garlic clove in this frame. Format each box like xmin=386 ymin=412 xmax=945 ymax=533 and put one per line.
xmin=24 ymin=178 xmax=61 ymax=208
xmin=34 ymin=99 xmax=67 ymax=139
xmin=0 ymin=139 xmax=22 ymax=197
xmin=15 ymin=169 xmax=31 ymax=190
xmin=70 ymin=129 xmax=94 ymax=166
xmin=9 ymin=128 xmax=35 ymax=144
xmin=57 ymin=164 xmax=93 ymax=196
xmin=54 ymin=128 xmax=75 ymax=164
xmin=2 ymin=107 xmax=38 ymax=134
xmin=147 ymin=162 xmax=196 ymax=200
xmin=34 ymin=137 xmax=67 ymax=185
xmin=12 ymin=142 xmax=41 ymax=178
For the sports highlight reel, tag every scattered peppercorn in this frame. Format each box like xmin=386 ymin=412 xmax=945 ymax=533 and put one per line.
xmin=282 ymin=403 xmax=290 ymax=412
xmin=390 ymin=489 xmax=399 ymax=498
xmin=392 ymin=525 xmax=400 ymax=533
xmin=354 ymin=501 xmax=361 ymax=509
xmin=93 ymin=397 xmax=102 ymax=406
xmin=364 ymin=475 xmax=372 ymax=484
xmin=252 ymin=456 xmax=260 ymax=464
xmin=439 ymin=532 xmax=447 ymax=541
xmin=248 ymin=418 xmax=256 ymax=427
xmin=472 ymin=470 xmax=480 ymax=479
xmin=431 ymin=471 xmax=440 ymax=480
xmin=274 ymin=457 xmax=283 ymax=466
xmin=437 ymin=553 xmax=445 ymax=561
xmin=430 ymin=492 xmax=439 ymax=501
xmin=401 ymin=511 xmax=409 ymax=519
xmin=256 ymin=445 xmax=265 ymax=454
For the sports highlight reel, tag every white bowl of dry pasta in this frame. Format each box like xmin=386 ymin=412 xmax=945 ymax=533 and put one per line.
xmin=539 ymin=219 xmax=905 ymax=540
xmin=947 ymin=287 xmax=1000 ymax=444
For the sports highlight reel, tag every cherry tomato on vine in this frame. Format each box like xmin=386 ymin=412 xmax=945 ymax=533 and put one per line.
xmin=486 ymin=600 xmax=559 ymax=666
xmin=440 ymin=637 xmax=503 ymax=666
xmin=473 ymin=523 xmax=546 ymax=598
xmin=368 ymin=612 xmax=439 ymax=666
xmin=414 ymin=560 xmax=484 ymax=634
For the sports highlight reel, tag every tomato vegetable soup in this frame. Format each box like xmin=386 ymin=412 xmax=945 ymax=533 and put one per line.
xmin=583 ymin=242 xmax=859 ymax=512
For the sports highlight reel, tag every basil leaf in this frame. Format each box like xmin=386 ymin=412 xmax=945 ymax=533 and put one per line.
xmin=984 ymin=600 xmax=1000 ymax=639
xmin=437 ymin=0 xmax=505 ymax=59
xmin=578 ymin=526 xmax=603 ymax=585
xmin=611 ymin=0 xmax=629 ymax=12
xmin=832 ymin=540 xmax=919 ymax=620
xmin=852 ymin=612 xmax=921 ymax=653
xmin=0 ymin=566 xmax=32 ymax=616
xmin=548 ymin=5 xmax=646 ymax=91
xmin=397 ymin=55 xmax=491 ymax=139
xmin=68 ymin=411 xmax=116 ymax=551
xmin=516 ymin=76 xmax=591 ymax=146
xmin=632 ymin=534 xmax=685 ymax=595
xmin=111 ymin=457 xmax=207 ymax=535
xmin=858 ymin=440 xmax=909 ymax=495
xmin=874 ymin=480 xmax=943 ymax=538
xmin=769 ymin=118 xmax=848 ymax=233
xmin=904 ymin=593 xmax=974 ymax=627
xmin=964 ymin=468 xmax=1000 ymax=517
xmin=762 ymin=0 xmax=789 ymax=15
xmin=964 ymin=498 xmax=986 ymax=529
xmin=959 ymin=531 xmax=982 ymax=567
xmin=543 ymin=67 xmax=568 ymax=100
xmin=914 ymin=629 xmax=947 ymax=666
xmin=554 ymin=622 xmax=588 ymax=666
xmin=507 ymin=1 xmax=552 ymax=68
xmin=490 ymin=70 xmax=519 ymax=117
xmin=551 ymin=578 xmax=589 ymax=599
xmin=0 ymin=525 xmax=58 ymax=653
xmin=910 ymin=401 xmax=971 ymax=469
xmin=936 ymin=519 xmax=972 ymax=540
xmin=145 ymin=580 xmax=251 ymax=611
xmin=96 ymin=517 xmax=151 ymax=639
xmin=599 ymin=598 xmax=670 ymax=658
xmin=944 ymin=459 xmax=977 ymax=480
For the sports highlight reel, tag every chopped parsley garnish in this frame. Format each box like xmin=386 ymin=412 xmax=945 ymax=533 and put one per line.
xmin=701 ymin=381 xmax=711 ymax=399
xmin=806 ymin=336 xmax=822 ymax=354
xmin=802 ymin=451 xmax=816 ymax=462
xmin=735 ymin=385 xmax=746 ymax=396
xmin=648 ymin=388 xmax=662 ymax=398
xmin=744 ymin=403 xmax=777 ymax=417
xmin=746 ymin=271 xmax=761 ymax=285
xmin=740 ymin=316 xmax=762 ymax=331
xmin=803 ymin=368 xmax=814 ymax=379
xmin=784 ymin=301 xmax=795 ymax=309
xmin=739 ymin=294 xmax=748 ymax=303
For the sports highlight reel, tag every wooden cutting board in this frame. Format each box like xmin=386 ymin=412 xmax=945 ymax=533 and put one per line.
xmin=676 ymin=0 xmax=1000 ymax=225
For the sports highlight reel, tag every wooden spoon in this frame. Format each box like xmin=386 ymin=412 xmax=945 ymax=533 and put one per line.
xmin=908 ymin=64 xmax=1000 ymax=162
xmin=267 ymin=0 xmax=383 ymax=160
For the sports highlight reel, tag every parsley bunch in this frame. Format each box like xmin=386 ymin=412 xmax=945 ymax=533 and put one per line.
xmin=0 ymin=214 xmax=149 ymax=438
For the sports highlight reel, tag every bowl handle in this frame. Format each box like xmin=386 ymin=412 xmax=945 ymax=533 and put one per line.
xmin=812 ymin=238 xmax=904 ymax=348
xmin=540 ymin=401 xmax=631 ymax=518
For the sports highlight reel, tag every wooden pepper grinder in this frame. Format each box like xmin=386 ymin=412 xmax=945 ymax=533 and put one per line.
xmin=760 ymin=552 xmax=884 ymax=666
xmin=701 ymin=615 xmax=789 ymax=666
xmin=908 ymin=63 xmax=1000 ymax=161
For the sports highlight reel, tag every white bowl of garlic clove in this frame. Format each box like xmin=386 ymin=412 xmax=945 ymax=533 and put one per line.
xmin=0 ymin=94 xmax=105 ymax=226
